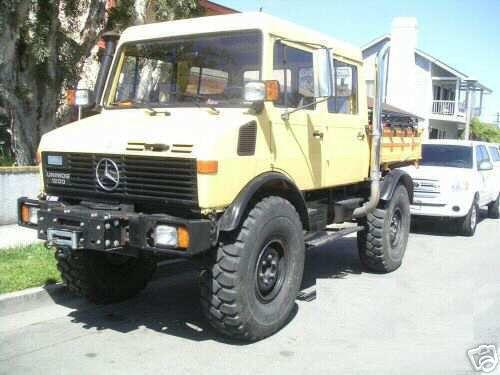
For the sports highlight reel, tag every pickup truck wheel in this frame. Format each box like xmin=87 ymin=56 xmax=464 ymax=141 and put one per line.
xmin=459 ymin=198 xmax=479 ymax=236
xmin=55 ymin=249 xmax=156 ymax=304
xmin=200 ymin=196 xmax=305 ymax=341
xmin=487 ymin=194 xmax=499 ymax=219
xmin=357 ymin=184 xmax=411 ymax=273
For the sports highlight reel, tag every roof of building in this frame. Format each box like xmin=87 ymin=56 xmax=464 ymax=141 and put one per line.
xmin=362 ymin=34 xmax=492 ymax=94
xmin=120 ymin=12 xmax=362 ymax=61
xmin=199 ymin=0 xmax=238 ymax=15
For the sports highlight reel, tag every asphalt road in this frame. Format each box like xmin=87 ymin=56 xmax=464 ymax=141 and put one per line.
xmin=1 ymin=212 xmax=499 ymax=375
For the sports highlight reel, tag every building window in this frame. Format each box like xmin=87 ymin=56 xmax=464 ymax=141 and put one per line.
xmin=328 ymin=60 xmax=358 ymax=114
xmin=273 ymin=41 xmax=315 ymax=109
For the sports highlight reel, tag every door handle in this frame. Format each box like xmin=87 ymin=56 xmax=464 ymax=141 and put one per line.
xmin=313 ymin=130 xmax=324 ymax=140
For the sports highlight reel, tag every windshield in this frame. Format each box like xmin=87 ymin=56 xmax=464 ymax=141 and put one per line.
xmin=420 ymin=144 xmax=473 ymax=169
xmin=107 ymin=31 xmax=262 ymax=108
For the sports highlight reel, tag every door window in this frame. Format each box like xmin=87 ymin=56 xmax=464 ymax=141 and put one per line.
xmin=328 ymin=60 xmax=358 ymax=114
xmin=488 ymin=146 xmax=500 ymax=162
xmin=273 ymin=41 xmax=315 ymax=109
xmin=476 ymin=145 xmax=491 ymax=169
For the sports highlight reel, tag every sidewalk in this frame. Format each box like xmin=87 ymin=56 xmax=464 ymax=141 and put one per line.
xmin=0 ymin=224 xmax=40 ymax=249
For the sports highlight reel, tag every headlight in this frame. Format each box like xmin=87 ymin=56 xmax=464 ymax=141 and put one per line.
xmin=154 ymin=225 xmax=178 ymax=247
xmin=21 ymin=205 xmax=39 ymax=225
xmin=153 ymin=225 xmax=190 ymax=249
xmin=451 ymin=180 xmax=469 ymax=192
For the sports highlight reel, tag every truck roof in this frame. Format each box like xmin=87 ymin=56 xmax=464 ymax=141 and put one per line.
xmin=119 ymin=12 xmax=362 ymax=62
xmin=422 ymin=139 xmax=492 ymax=147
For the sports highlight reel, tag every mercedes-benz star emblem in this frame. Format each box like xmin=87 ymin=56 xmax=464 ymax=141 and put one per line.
xmin=96 ymin=158 xmax=120 ymax=191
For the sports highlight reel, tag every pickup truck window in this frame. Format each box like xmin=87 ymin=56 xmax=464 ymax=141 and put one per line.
xmin=273 ymin=41 xmax=315 ymax=109
xmin=108 ymin=31 xmax=262 ymax=108
xmin=421 ymin=144 xmax=473 ymax=169
xmin=328 ymin=60 xmax=358 ymax=115
xmin=488 ymin=146 xmax=500 ymax=162
xmin=476 ymin=145 xmax=492 ymax=168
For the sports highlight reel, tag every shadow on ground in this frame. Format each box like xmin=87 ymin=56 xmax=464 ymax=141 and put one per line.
xmin=410 ymin=208 xmax=488 ymax=237
xmin=47 ymin=237 xmax=363 ymax=344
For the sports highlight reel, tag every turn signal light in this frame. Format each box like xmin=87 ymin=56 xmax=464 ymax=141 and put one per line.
xmin=197 ymin=160 xmax=218 ymax=174
xmin=265 ymin=80 xmax=280 ymax=102
xmin=177 ymin=226 xmax=190 ymax=249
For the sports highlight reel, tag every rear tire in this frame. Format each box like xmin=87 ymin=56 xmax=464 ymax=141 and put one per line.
xmin=487 ymin=194 xmax=499 ymax=219
xmin=56 ymin=249 xmax=156 ymax=304
xmin=357 ymin=184 xmax=411 ymax=273
xmin=200 ymin=196 xmax=305 ymax=341
xmin=459 ymin=198 xmax=478 ymax=236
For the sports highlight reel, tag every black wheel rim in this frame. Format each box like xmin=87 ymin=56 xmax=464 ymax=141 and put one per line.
xmin=389 ymin=207 xmax=403 ymax=248
xmin=255 ymin=239 xmax=287 ymax=303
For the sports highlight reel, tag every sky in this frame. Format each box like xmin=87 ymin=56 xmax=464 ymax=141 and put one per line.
xmin=217 ymin=0 xmax=500 ymax=125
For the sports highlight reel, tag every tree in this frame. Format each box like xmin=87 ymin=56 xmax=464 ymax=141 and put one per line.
xmin=0 ymin=0 xmax=200 ymax=165
xmin=470 ymin=118 xmax=500 ymax=143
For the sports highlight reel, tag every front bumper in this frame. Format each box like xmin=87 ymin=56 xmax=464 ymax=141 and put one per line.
xmin=18 ymin=197 xmax=215 ymax=256
xmin=411 ymin=193 xmax=473 ymax=218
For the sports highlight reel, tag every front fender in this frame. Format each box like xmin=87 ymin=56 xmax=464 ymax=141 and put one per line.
xmin=380 ymin=169 xmax=414 ymax=203
xmin=218 ymin=172 xmax=308 ymax=232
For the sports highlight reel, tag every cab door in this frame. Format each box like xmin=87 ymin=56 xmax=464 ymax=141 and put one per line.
xmin=266 ymin=39 xmax=326 ymax=190
xmin=320 ymin=58 xmax=370 ymax=187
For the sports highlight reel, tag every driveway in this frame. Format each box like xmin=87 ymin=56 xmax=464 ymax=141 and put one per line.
xmin=1 ymin=214 xmax=499 ymax=374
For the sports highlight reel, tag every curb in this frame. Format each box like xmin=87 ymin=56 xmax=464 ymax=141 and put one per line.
xmin=0 ymin=283 xmax=69 ymax=317
xmin=0 ymin=258 xmax=190 ymax=317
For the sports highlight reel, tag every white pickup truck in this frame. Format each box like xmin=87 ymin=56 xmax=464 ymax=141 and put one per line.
xmin=401 ymin=140 xmax=500 ymax=236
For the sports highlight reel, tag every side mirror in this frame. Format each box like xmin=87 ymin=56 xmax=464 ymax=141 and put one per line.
xmin=313 ymin=48 xmax=334 ymax=98
xmin=478 ymin=160 xmax=493 ymax=171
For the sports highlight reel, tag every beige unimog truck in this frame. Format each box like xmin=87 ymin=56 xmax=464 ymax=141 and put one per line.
xmin=19 ymin=13 xmax=422 ymax=341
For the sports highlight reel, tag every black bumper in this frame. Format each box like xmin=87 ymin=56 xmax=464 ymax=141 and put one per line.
xmin=18 ymin=197 xmax=215 ymax=256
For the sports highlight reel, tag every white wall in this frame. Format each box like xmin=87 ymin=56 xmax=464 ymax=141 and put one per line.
xmin=0 ymin=169 xmax=40 ymax=225
xmin=428 ymin=120 xmax=460 ymax=139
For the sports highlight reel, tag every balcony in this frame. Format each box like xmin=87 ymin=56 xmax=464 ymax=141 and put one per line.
xmin=431 ymin=100 xmax=466 ymax=122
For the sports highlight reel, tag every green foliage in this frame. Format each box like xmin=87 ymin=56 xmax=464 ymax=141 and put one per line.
xmin=0 ymin=244 xmax=61 ymax=294
xmin=470 ymin=118 xmax=500 ymax=143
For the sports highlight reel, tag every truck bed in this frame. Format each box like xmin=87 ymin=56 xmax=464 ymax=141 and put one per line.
xmin=367 ymin=97 xmax=423 ymax=168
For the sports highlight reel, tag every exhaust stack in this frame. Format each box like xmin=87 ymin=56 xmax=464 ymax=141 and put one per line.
xmin=353 ymin=43 xmax=390 ymax=218
xmin=93 ymin=31 xmax=121 ymax=108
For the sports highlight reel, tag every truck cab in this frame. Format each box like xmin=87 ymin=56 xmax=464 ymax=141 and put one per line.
xmin=19 ymin=12 xmax=420 ymax=341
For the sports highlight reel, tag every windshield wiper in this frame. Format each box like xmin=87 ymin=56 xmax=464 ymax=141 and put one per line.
xmin=144 ymin=107 xmax=171 ymax=117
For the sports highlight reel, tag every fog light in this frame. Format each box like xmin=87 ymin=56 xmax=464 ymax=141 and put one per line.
xmin=154 ymin=225 xmax=177 ymax=247
xmin=21 ymin=205 xmax=39 ymax=225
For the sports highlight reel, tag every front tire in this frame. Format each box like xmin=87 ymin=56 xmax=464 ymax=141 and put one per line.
xmin=357 ymin=184 xmax=411 ymax=273
xmin=459 ymin=198 xmax=478 ymax=236
xmin=200 ymin=196 xmax=305 ymax=341
xmin=488 ymin=194 xmax=499 ymax=219
xmin=56 ymin=249 xmax=156 ymax=304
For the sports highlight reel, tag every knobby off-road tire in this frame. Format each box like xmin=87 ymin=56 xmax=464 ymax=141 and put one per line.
xmin=55 ymin=249 xmax=156 ymax=304
xmin=487 ymin=194 xmax=499 ymax=219
xmin=357 ymin=184 xmax=411 ymax=273
xmin=459 ymin=197 xmax=479 ymax=236
xmin=200 ymin=196 xmax=305 ymax=341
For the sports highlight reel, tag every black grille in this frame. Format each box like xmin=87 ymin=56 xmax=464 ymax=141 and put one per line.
xmin=237 ymin=121 xmax=257 ymax=156
xmin=43 ymin=153 xmax=198 ymax=206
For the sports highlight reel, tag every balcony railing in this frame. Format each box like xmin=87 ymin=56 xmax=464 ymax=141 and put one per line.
xmin=432 ymin=100 xmax=455 ymax=115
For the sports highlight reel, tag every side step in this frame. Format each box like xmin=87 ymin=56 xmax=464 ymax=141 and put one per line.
xmin=305 ymin=225 xmax=364 ymax=248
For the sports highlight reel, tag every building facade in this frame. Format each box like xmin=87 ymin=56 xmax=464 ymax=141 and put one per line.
xmin=362 ymin=18 xmax=492 ymax=139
